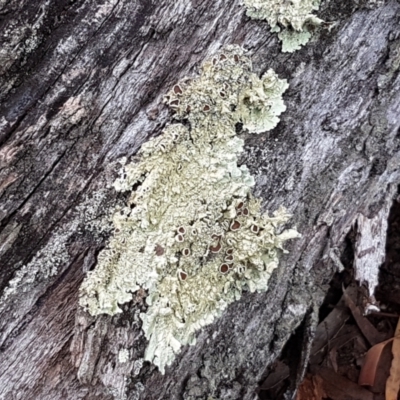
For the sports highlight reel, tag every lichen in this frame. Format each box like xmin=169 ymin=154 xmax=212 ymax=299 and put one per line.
xmin=133 ymin=359 xmax=143 ymax=376
xmin=79 ymin=45 xmax=300 ymax=374
xmin=118 ymin=348 xmax=130 ymax=363
xmin=0 ymin=188 xmax=112 ymax=310
xmin=244 ymin=0 xmax=322 ymax=52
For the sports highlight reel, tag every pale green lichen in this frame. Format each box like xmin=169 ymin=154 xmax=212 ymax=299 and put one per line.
xmin=118 ymin=348 xmax=130 ymax=363
xmin=133 ymin=358 xmax=143 ymax=376
xmin=244 ymin=0 xmax=322 ymax=52
xmin=79 ymin=45 xmax=300 ymax=374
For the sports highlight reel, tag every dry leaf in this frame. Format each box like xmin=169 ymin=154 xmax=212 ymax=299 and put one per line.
xmin=386 ymin=318 xmax=400 ymax=400
xmin=343 ymin=288 xmax=386 ymax=346
xmin=317 ymin=366 xmax=374 ymax=400
xmin=358 ymin=338 xmax=393 ymax=386
xmin=328 ymin=346 xmax=338 ymax=372
xmin=311 ymin=286 xmax=352 ymax=357
xmin=296 ymin=374 xmax=326 ymax=400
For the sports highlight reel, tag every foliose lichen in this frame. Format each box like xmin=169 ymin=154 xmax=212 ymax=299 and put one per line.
xmin=118 ymin=348 xmax=130 ymax=363
xmin=79 ymin=45 xmax=300 ymax=373
xmin=243 ymin=0 xmax=322 ymax=52
xmin=133 ymin=358 xmax=143 ymax=376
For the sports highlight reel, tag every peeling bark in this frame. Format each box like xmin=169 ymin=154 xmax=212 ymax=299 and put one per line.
xmin=0 ymin=0 xmax=399 ymax=399
xmin=354 ymin=185 xmax=396 ymax=298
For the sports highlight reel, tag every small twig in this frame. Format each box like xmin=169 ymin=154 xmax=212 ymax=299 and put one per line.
xmin=368 ymin=311 xmax=400 ymax=319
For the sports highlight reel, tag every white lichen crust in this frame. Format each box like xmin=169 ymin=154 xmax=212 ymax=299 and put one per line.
xmin=118 ymin=348 xmax=130 ymax=363
xmin=244 ymin=0 xmax=322 ymax=52
xmin=79 ymin=45 xmax=300 ymax=374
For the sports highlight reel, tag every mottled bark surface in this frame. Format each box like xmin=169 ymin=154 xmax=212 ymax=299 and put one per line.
xmin=0 ymin=0 xmax=399 ymax=399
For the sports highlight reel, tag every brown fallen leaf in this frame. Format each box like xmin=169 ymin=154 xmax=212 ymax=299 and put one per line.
xmin=372 ymin=341 xmax=393 ymax=394
xmin=386 ymin=318 xmax=400 ymax=400
xmin=310 ymin=286 xmax=353 ymax=365
xmin=358 ymin=338 xmax=393 ymax=387
xmin=316 ymin=366 xmax=374 ymax=400
xmin=328 ymin=345 xmax=338 ymax=372
xmin=329 ymin=325 xmax=359 ymax=351
xmin=296 ymin=374 xmax=326 ymax=400
xmin=343 ymin=287 xmax=387 ymax=346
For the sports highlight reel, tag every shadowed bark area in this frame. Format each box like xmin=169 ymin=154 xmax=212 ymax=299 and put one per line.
xmin=0 ymin=0 xmax=399 ymax=399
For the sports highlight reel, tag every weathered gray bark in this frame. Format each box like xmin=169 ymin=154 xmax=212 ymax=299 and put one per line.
xmin=0 ymin=0 xmax=399 ymax=399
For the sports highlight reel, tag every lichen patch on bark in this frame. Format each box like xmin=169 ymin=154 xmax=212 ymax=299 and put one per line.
xmin=79 ymin=45 xmax=300 ymax=374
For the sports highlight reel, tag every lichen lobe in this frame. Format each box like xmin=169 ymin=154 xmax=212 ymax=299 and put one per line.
xmin=244 ymin=0 xmax=322 ymax=52
xmin=79 ymin=45 xmax=299 ymax=374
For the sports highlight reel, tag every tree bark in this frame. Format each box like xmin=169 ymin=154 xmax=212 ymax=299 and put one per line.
xmin=0 ymin=0 xmax=399 ymax=399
